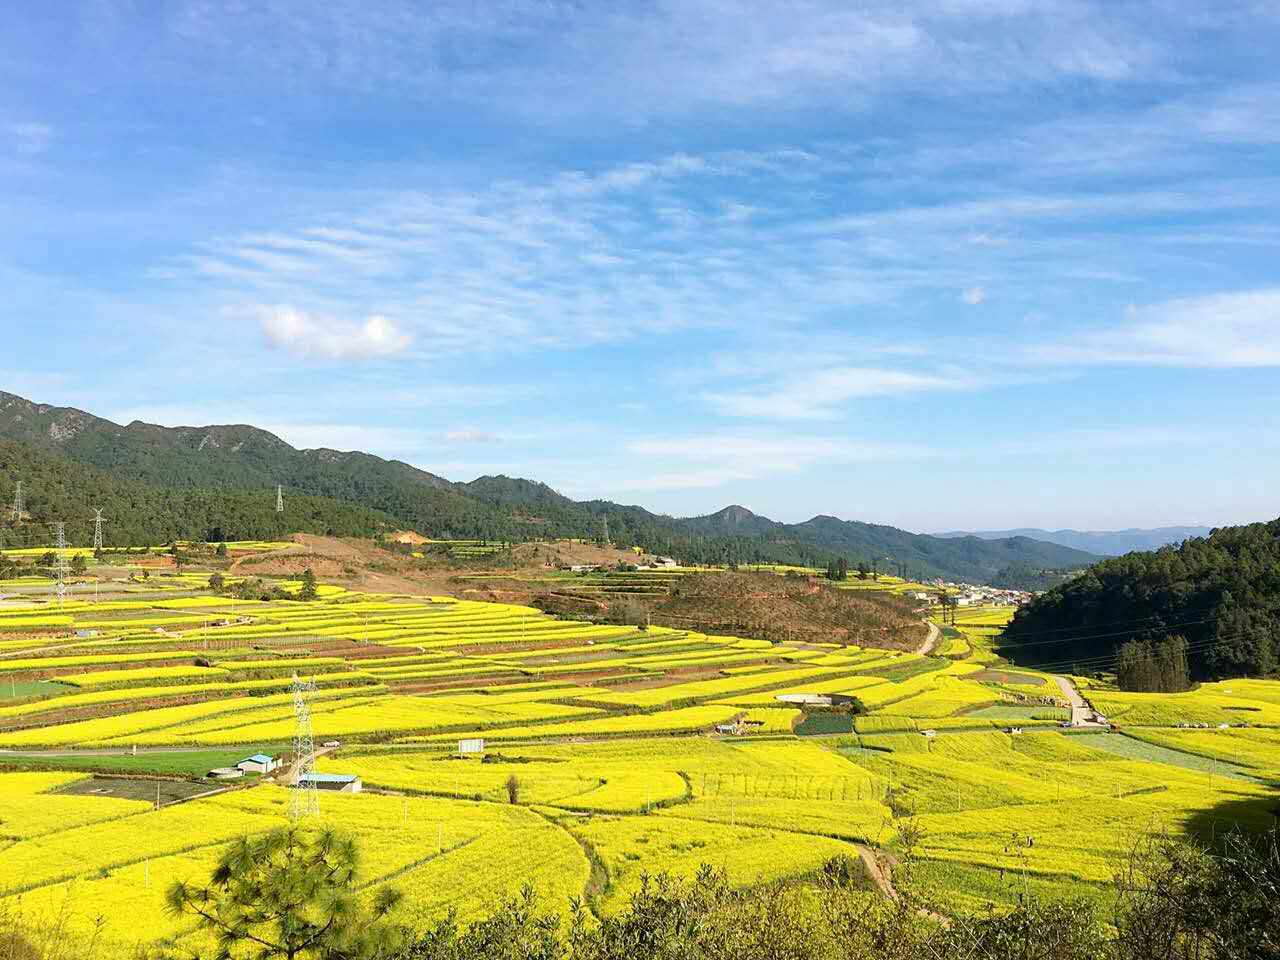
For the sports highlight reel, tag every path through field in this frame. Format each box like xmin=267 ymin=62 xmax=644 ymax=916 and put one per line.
xmin=1054 ymin=675 xmax=1100 ymax=726
xmin=916 ymin=620 xmax=940 ymax=655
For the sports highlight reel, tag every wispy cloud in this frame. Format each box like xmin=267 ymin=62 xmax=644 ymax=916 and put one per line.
xmin=706 ymin=367 xmax=980 ymax=420
xmin=157 ymin=144 xmax=1280 ymax=369
xmin=8 ymin=122 xmax=52 ymax=155
xmin=618 ymin=434 xmax=933 ymax=491
xmin=1040 ymin=289 xmax=1280 ymax=367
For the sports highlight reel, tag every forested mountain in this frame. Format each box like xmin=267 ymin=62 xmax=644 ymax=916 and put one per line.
xmin=935 ymin=526 xmax=1213 ymax=556
xmin=0 ymin=440 xmax=400 ymax=549
xmin=1001 ymin=520 xmax=1280 ymax=679
xmin=0 ymin=390 xmax=1099 ymax=585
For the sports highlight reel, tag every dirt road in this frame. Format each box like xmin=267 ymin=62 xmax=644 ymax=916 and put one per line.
xmin=917 ymin=620 xmax=941 ymax=655
xmin=1054 ymin=674 xmax=1101 ymax=726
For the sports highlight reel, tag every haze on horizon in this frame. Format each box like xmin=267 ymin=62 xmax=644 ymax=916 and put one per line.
xmin=3 ymin=2 xmax=1278 ymax=532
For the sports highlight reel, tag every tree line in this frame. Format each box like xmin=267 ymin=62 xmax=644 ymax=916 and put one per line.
xmin=1000 ymin=519 xmax=1280 ymax=680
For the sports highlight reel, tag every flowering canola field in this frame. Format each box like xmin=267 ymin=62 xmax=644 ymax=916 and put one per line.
xmin=0 ymin=577 xmax=1276 ymax=952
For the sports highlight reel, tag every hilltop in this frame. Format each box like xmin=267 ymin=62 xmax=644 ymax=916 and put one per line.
xmin=0 ymin=390 xmax=1099 ymax=585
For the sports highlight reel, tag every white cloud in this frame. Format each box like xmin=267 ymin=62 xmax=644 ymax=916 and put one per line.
xmin=9 ymin=122 xmax=52 ymax=155
xmin=960 ymin=286 xmax=986 ymax=305
xmin=619 ymin=434 xmax=932 ymax=491
xmin=628 ymin=436 xmax=927 ymax=462
xmin=444 ymin=429 xmax=500 ymax=444
xmin=707 ymin=367 xmax=979 ymax=419
xmin=255 ymin=305 xmax=413 ymax=361
xmin=1042 ymin=289 xmax=1280 ymax=367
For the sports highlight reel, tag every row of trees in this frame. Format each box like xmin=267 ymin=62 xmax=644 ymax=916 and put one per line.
xmin=1115 ymin=635 xmax=1193 ymax=692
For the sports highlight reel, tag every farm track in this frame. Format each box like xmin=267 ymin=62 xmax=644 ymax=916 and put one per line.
xmin=917 ymin=620 xmax=941 ymax=656
xmin=1054 ymin=675 xmax=1103 ymax=727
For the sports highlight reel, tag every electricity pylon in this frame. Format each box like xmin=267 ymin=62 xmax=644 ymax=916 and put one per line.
xmin=90 ymin=509 xmax=107 ymax=551
xmin=290 ymin=674 xmax=319 ymax=820
xmin=52 ymin=522 xmax=69 ymax=605
xmin=276 ymin=485 xmax=284 ymax=513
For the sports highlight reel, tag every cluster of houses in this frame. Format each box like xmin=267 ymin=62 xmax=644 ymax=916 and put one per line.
xmin=910 ymin=582 xmax=1033 ymax=607
xmin=567 ymin=555 xmax=678 ymax=574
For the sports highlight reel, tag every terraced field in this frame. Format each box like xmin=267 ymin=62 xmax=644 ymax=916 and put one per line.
xmin=0 ymin=567 xmax=1276 ymax=954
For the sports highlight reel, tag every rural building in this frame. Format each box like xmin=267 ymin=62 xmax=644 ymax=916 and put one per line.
xmin=776 ymin=692 xmax=833 ymax=706
xmin=299 ymin=772 xmax=362 ymax=793
xmin=236 ymin=753 xmax=281 ymax=774
xmin=458 ymin=737 xmax=484 ymax=755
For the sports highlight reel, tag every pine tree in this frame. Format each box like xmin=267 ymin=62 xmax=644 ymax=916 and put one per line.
xmin=165 ymin=827 xmax=403 ymax=960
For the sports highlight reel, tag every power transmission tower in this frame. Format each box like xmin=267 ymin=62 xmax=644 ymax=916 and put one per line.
xmin=52 ymin=522 xmax=70 ymax=605
xmin=601 ymin=515 xmax=610 ymax=545
xmin=276 ymin=485 xmax=284 ymax=513
xmin=90 ymin=509 xmax=107 ymax=551
xmin=9 ymin=481 xmax=22 ymax=521
xmin=290 ymin=674 xmax=319 ymax=820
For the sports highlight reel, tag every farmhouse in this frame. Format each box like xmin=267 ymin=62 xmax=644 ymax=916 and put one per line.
xmin=236 ymin=753 xmax=281 ymax=774
xmin=299 ymin=772 xmax=363 ymax=793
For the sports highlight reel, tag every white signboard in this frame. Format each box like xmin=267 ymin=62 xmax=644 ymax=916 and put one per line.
xmin=458 ymin=738 xmax=485 ymax=755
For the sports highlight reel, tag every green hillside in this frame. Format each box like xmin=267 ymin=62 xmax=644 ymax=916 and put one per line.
xmin=0 ymin=439 xmax=398 ymax=549
xmin=1001 ymin=519 xmax=1280 ymax=678
xmin=0 ymin=391 xmax=1098 ymax=584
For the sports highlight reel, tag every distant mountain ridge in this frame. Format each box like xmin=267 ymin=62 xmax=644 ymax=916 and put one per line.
xmin=933 ymin=526 xmax=1214 ymax=556
xmin=0 ymin=390 xmax=1100 ymax=586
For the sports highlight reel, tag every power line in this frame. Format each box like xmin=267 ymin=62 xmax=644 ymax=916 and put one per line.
xmin=993 ymin=601 xmax=1280 ymax=652
xmin=1030 ymin=633 xmax=1246 ymax=674
xmin=997 ymin=612 xmax=1222 ymax=650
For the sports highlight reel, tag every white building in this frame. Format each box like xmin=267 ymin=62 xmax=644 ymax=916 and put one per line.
xmin=236 ymin=753 xmax=281 ymax=775
xmin=299 ymin=772 xmax=362 ymax=793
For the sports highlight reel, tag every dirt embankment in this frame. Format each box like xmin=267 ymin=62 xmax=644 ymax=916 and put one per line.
xmin=644 ymin=572 xmax=925 ymax=650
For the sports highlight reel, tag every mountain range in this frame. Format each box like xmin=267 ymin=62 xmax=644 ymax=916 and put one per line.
xmin=933 ymin=526 xmax=1213 ymax=556
xmin=0 ymin=390 xmax=1099 ymax=586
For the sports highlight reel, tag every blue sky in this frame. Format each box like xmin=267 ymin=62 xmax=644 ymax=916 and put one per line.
xmin=3 ymin=1 xmax=1279 ymax=532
